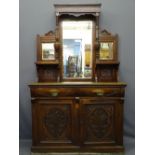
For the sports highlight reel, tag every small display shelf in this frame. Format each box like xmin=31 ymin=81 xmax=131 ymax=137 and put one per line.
xmin=35 ymin=60 xmax=59 ymax=65
xmin=96 ymin=60 xmax=120 ymax=65
xmin=96 ymin=29 xmax=118 ymax=62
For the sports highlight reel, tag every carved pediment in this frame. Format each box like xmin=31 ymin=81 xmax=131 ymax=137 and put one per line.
xmin=54 ymin=4 xmax=101 ymax=15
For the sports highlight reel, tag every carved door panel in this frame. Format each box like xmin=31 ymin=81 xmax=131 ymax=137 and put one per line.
xmin=33 ymin=99 xmax=77 ymax=147
xmin=80 ymin=98 xmax=123 ymax=146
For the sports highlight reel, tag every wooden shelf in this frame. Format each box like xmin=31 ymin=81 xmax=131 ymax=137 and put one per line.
xmin=35 ymin=61 xmax=59 ymax=65
xmin=96 ymin=60 xmax=120 ymax=65
xmin=30 ymin=81 xmax=127 ymax=86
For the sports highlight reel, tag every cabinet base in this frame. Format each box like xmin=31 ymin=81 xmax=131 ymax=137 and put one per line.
xmin=31 ymin=145 xmax=124 ymax=153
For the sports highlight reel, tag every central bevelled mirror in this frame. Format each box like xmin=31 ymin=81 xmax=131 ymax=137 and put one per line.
xmin=62 ymin=21 xmax=93 ymax=79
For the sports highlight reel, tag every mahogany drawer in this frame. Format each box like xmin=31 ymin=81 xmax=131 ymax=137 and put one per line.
xmin=30 ymin=87 xmax=123 ymax=97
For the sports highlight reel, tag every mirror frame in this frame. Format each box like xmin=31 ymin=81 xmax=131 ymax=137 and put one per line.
xmin=54 ymin=4 xmax=101 ymax=81
xmin=36 ymin=31 xmax=59 ymax=63
xmin=97 ymin=29 xmax=118 ymax=62
xmin=58 ymin=14 xmax=98 ymax=81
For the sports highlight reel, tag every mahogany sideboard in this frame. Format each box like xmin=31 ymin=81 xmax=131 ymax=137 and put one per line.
xmin=29 ymin=82 xmax=126 ymax=153
xmin=29 ymin=4 xmax=127 ymax=153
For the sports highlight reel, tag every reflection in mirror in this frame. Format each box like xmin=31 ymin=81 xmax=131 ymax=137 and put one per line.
xmin=99 ymin=42 xmax=113 ymax=60
xmin=62 ymin=21 xmax=93 ymax=79
xmin=42 ymin=43 xmax=55 ymax=60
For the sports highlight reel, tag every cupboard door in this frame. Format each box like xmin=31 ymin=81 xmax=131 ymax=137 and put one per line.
xmin=32 ymin=99 xmax=77 ymax=147
xmin=80 ymin=98 xmax=123 ymax=146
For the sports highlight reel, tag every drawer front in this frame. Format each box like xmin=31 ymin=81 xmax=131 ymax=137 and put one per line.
xmin=30 ymin=87 xmax=123 ymax=97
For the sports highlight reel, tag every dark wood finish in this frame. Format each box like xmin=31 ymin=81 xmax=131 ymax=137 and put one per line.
xmin=32 ymin=99 xmax=77 ymax=147
xmin=96 ymin=60 xmax=119 ymax=65
xmin=36 ymin=31 xmax=61 ymax=82
xmin=35 ymin=61 xmax=59 ymax=65
xmin=96 ymin=29 xmax=118 ymax=62
xmin=96 ymin=64 xmax=119 ymax=82
xmin=29 ymin=4 xmax=126 ymax=154
xmin=29 ymin=82 xmax=126 ymax=153
xmin=80 ymin=98 xmax=123 ymax=146
xmin=37 ymin=65 xmax=59 ymax=82
xmin=37 ymin=31 xmax=56 ymax=62
xmin=95 ymin=30 xmax=119 ymax=82
xmin=30 ymin=86 xmax=122 ymax=97
xmin=54 ymin=4 xmax=101 ymax=14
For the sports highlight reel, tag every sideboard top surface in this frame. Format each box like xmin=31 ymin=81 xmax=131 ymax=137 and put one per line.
xmin=29 ymin=82 xmax=126 ymax=87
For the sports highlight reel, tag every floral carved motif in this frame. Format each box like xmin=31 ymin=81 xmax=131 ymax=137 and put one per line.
xmin=87 ymin=105 xmax=113 ymax=139
xmin=44 ymin=108 xmax=68 ymax=138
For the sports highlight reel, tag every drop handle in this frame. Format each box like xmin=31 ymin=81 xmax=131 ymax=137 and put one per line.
xmin=75 ymin=97 xmax=80 ymax=100
xmin=93 ymin=89 xmax=105 ymax=96
xmin=75 ymin=97 xmax=80 ymax=103
xmin=96 ymin=92 xmax=104 ymax=96
xmin=50 ymin=92 xmax=58 ymax=97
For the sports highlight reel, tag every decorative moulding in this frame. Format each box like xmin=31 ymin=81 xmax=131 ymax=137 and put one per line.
xmin=54 ymin=4 xmax=101 ymax=15
xmin=100 ymin=29 xmax=112 ymax=36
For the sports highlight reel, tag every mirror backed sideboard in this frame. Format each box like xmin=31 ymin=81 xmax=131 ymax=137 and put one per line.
xmin=29 ymin=4 xmax=126 ymax=153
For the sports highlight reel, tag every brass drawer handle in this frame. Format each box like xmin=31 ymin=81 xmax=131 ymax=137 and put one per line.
xmin=75 ymin=97 xmax=80 ymax=100
xmin=96 ymin=92 xmax=104 ymax=96
xmin=49 ymin=89 xmax=59 ymax=96
xmin=93 ymin=89 xmax=104 ymax=96
xmin=51 ymin=92 xmax=58 ymax=96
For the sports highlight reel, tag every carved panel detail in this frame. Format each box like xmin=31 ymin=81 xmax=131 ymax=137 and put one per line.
xmin=101 ymin=69 xmax=112 ymax=79
xmin=37 ymin=66 xmax=58 ymax=82
xmin=96 ymin=66 xmax=118 ymax=82
xmin=44 ymin=108 xmax=68 ymax=138
xmin=86 ymin=105 xmax=114 ymax=139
